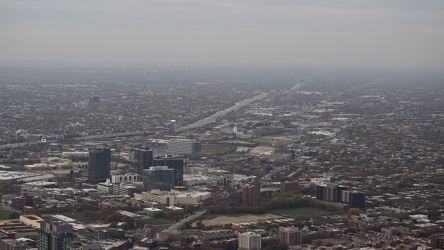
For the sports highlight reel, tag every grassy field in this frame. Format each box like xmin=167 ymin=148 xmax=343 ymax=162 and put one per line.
xmin=0 ymin=210 xmax=13 ymax=220
xmin=154 ymin=224 xmax=171 ymax=232
xmin=201 ymin=213 xmax=283 ymax=227
xmin=272 ymin=207 xmax=331 ymax=219
xmin=144 ymin=218 xmax=176 ymax=225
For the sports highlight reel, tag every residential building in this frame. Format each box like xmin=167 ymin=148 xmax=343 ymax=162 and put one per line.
xmin=1 ymin=239 xmax=28 ymax=250
xmin=342 ymin=190 xmax=366 ymax=208
xmin=238 ymin=232 xmax=261 ymax=250
xmin=37 ymin=218 xmax=77 ymax=250
xmin=242 ymin=183 xmax=260 ymax=205
xmin=279 ymin=226 xmax=302 ymax=245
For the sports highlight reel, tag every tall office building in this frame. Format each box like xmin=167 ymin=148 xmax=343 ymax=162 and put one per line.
xmin=238 ymin=232 xmax=261 ymax=250
xmin=88 ymin=148 xmax=111 ymax=182
xmin=242 ymin=183 xmax=261 ymax=205
xmin=279 ymin=226 xmax=302 ymax=245
xmin=152 ymin=157 xmax=184 ymax=186
xmin=167 ymin=139 xmax=201 ymax=155
xmin=131 ymin=147 xmax=153 ymax=175
xmin=89 ymin=95 xmax=100 ymax=104
xmin=37 ymin=218 xmax=77 ymax=250
xmin=143 ymin=166 xmax=175 ymax=191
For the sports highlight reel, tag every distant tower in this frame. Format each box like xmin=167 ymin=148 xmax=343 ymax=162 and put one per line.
xmin=131 ymin=147 xmax=153 ymax=175
xmin=89 ymin=95 xmax=100 ymax=104
xmin=88 ymin=148 xmax=111 ymax=182
xmin=238 ymin=232 xmax=261 ymax=250
xmin=143 ymin=166 xmax=175 ymax=191
xmin=152 ymin=157 xmax=184 ymax=186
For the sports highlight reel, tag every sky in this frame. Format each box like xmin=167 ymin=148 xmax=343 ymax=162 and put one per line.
xmin=1 ymin=0 xmax=443 ymax=69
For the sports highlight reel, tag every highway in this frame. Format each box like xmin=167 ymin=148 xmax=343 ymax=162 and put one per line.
xmin=162 ymin=209 xmax=207 ymax=233
xmin=73 ymin=131 xmax=153 ymax=141
xmin=0 ymin=92 xmax=268 ymax=148
xmin=0 ymin=131 xmax=153 ymax=150
xmin=0 ymin=141 xmax=41 ymax=150
xmin=176 ymin=92 xmax=268 ymax=132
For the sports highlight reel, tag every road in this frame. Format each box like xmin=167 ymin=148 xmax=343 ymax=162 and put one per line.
xmin=0 ymin=131 xmax=153 ymax=149
xmin=162 ymin=209 xmax=207 ymax=233
xmin=176 ymin=92 xmax=268 ymax=132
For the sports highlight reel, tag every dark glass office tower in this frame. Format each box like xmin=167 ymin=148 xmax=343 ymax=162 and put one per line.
xmin=132 ymin=148 xmax=153 ymax=175
xmin=143 ymin=166 xmax=175 ymax=191
xmin=152 ymin=157 xmax=184 ymax=186
xmin=88 ymin=148 xmax=111 ymax=182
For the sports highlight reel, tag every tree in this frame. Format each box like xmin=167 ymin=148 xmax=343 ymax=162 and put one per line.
xmin=9 ymin=212 xmax=20 ymax=219
xmin=348 ymin=208 xmax=360 ymax=216
xmin=123 ymin=216 xmax=135 ymax=228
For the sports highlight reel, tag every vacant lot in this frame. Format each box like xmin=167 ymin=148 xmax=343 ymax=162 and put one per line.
xmin=202 ymin=213 xmax=283 ymax=227
xmin=272 ymin=207 xmax=331 ymax=219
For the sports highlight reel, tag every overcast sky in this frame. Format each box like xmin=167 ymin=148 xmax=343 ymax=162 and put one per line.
xmin=1 ymin=0 xmax=443 ymax=69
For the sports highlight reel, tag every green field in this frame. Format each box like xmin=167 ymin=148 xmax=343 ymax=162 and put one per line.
xmin=272 ymin=207 xmax=331 ymax=219
xmin=144 ymin=218 xmax=175 ymax=225
xmin=0 ymin=210 xmax=13 ymax=220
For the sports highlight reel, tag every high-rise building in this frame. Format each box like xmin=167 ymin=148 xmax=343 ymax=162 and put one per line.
xmin=242 ymin=183 xmax=261 ymax=205
xmin=317 ymin=184 xmax=347 ymax=202
xmin=143 ymin=166 xmax=175 ymax=191
xmin=279 ymin=226 xmax=302 ymax=245
xmin=131 ymin=148 xmax=153 ymax=175
xmin=152 ymin=157 xmax=184 ymax=186
xmin=316 ymin=185 xmax=325 ymax=200
xmin=167 ymin=139 xmax=201 ymax=155
xmin=238 ymin=232 xmax=261 ymax=250
xmin=89 ymin=95 xmax=100 ymax=104
xmin=37 ymin=218 xmax=77 ymax=250
xmin=316 ymin=184 xmax=365 ymax=208
xmin=88 ymin=148 xmax=111 ymax=182
xmin=342 ymin=190 xmax=366 ymax=208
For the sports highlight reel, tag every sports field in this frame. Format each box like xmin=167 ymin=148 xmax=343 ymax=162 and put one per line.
xmin=272 ymin=207 xmax=331 ymax=219
xmin=201 ymin=213 xmax=283 ymax=227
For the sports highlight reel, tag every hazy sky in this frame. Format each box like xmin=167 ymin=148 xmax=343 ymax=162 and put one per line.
xmin=1 ymin=0 xmax=443 ymax=69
